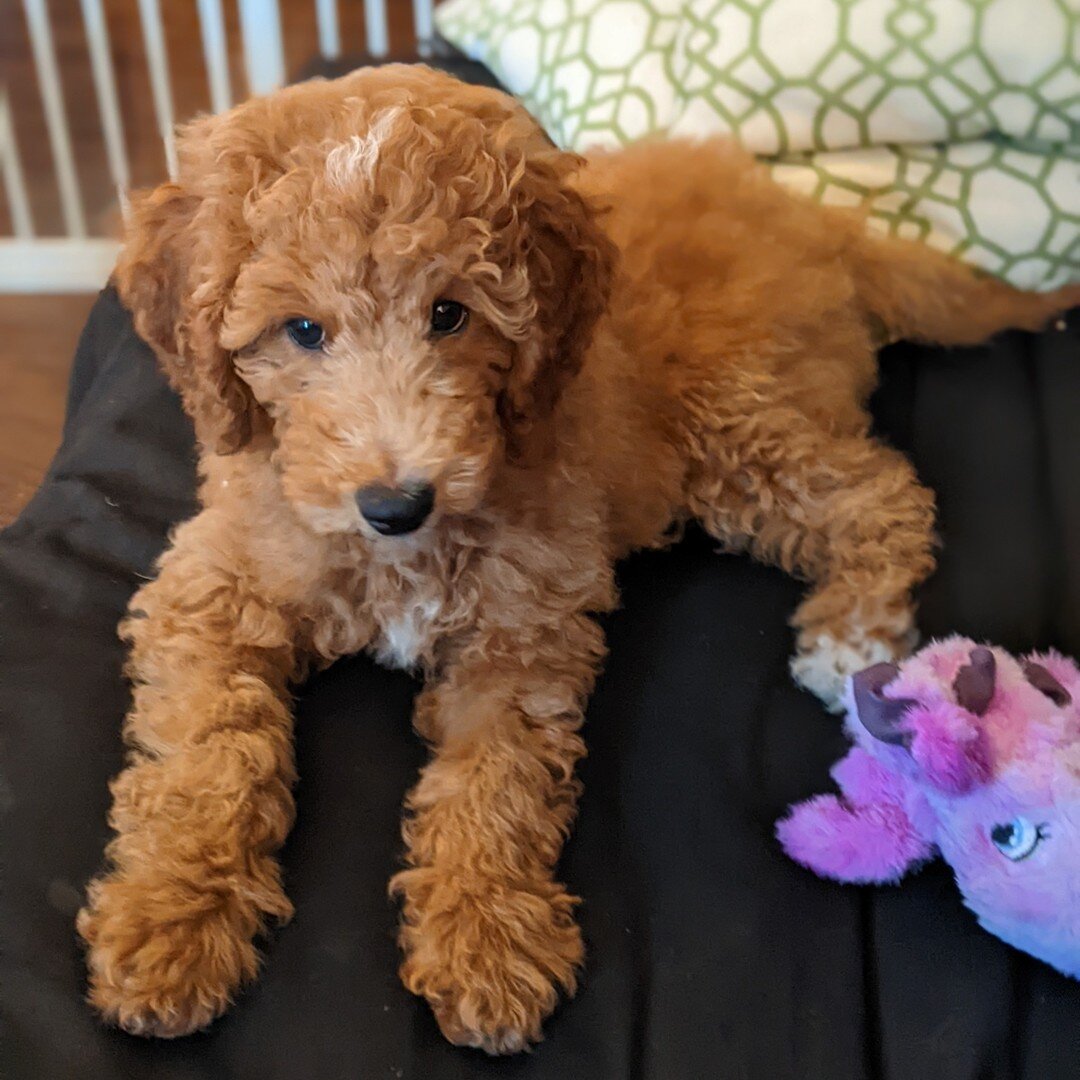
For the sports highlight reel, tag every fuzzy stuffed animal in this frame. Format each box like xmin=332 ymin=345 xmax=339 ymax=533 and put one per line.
xmin=777 ymin=637 xmax=1080 ymax=979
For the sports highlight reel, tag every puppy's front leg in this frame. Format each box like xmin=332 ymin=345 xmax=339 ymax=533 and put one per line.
xmin=391 ymin=609 xmax=606 ymax=1054
xmin=77 ymin=514 xmax=301 ymax=1037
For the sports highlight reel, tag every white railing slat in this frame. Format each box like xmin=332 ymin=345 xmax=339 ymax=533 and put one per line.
xmin=237 ymin=0 xmax=286 ymax=96
xmin=316 ymin=0 xmax=341 ymax=60
xmin=79 ymin=0 xmax=130 ymax=211
xmin=22 ymin=0 xmax=87 ymax=237
xmin=136 ymin=0 xmax=179 ymax=179
xmin=364 ymin=0 xmax=389 ymax=58
xmin=196 ymin=0 xmax=232 ymax=114
xmin=0 ymin=238 xmax=119 ymax=291
xmin=413 ymin=0 xmax=435 ymax=57
xmin=0 ymin=90 xmax=35 ymax=239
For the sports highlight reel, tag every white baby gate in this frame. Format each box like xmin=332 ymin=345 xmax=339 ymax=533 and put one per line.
xmin=0 ymin=0 xmax=438 ymax=292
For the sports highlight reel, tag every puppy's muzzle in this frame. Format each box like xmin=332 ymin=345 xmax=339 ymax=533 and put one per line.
xmin=355 ymin=482 xmax=435 ymax=536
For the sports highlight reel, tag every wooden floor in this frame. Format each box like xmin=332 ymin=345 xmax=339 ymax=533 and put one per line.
xmin=0 ymin=1 xmax=423 ymax=527
xmin=0 ymin=294 xmax=95 ymax=526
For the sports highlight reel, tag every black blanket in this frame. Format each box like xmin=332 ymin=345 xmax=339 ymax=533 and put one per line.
xmin=2 ymin=284 xmax=1079 ymax=1080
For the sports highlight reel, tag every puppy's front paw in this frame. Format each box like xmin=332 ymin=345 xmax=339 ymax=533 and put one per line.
xmin=790 ymin=632 xmax=908 ymax=713
xmin=77 ymin=874 xmax=270 ymax=1038
xmin=393 ymin=871 xmax=582 ymax=1054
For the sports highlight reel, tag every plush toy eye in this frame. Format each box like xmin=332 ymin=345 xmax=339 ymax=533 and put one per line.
xmin=431 ymin=299 xmax=468 ymax=336
xmin=285 ymin=318 xmax=325 ymax=350
xmin=990 ymin=817 xmax=1047 ymax=861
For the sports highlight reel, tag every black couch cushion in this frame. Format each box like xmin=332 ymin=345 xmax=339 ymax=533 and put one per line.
xmin=3 ymin=288 xmax=1079 ymax=1080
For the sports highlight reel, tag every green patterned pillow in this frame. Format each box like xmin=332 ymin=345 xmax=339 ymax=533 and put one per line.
xmin=435 ymin=0 xmax=1079 ymax=287
xmin=774 ymin=140 xmax=1079 ymax=289
xmin=672 ymin=0 xmax=1077 ymax=155
xmin=435 ymin=0 xmax=1079 ymax=154
xmin=436 ymin=0 xmax=685 ymax=149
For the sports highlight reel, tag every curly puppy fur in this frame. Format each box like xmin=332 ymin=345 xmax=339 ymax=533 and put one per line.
xmin=77 ymin=65 xmax=1080 ymax=1052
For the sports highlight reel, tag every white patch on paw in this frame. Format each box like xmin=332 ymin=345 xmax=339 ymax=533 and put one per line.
xmin=325 ymin=107 xmax=404 ymax=188
xmin=790 ymin=634 xmax=898 ymax=713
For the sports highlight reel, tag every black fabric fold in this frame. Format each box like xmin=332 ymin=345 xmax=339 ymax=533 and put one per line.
xmin=3 ymin=292 xmax=1079 ymax=1080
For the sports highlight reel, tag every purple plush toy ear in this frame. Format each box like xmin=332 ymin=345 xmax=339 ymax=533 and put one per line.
xmin=777 ymin=749 xmax=933 ymax=884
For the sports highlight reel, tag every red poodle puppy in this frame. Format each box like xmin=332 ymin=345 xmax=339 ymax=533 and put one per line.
xmin=77 ymin=64 xmax=1078 ymax=1053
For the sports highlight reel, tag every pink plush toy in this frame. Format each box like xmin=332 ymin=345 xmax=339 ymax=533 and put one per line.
xmin=777 ymin=636 xmax=1080 ymax=979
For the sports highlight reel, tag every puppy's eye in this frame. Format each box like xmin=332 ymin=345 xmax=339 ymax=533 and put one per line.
xmin=431 ymin=300 xmax=468 ymax=336
xmin=285 ymin=317 xmax=325 ymax=350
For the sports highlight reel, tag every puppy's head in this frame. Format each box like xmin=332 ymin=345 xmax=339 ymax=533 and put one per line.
xmin=117 ymin=65 xmax=615 ymax=537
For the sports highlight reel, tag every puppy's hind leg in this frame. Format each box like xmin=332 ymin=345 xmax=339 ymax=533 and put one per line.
xmin=686 ymin=406 xmax=936 ymax=711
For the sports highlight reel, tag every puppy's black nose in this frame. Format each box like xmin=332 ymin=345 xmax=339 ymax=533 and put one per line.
xmin=355 ymin=482 xmax=435 ymax=536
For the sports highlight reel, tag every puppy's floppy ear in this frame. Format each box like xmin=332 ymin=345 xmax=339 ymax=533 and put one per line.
xmin=499 ymin=150 xmax=617 ymax=460
xmin=115 ymin=178 xmax=259 ymax=455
